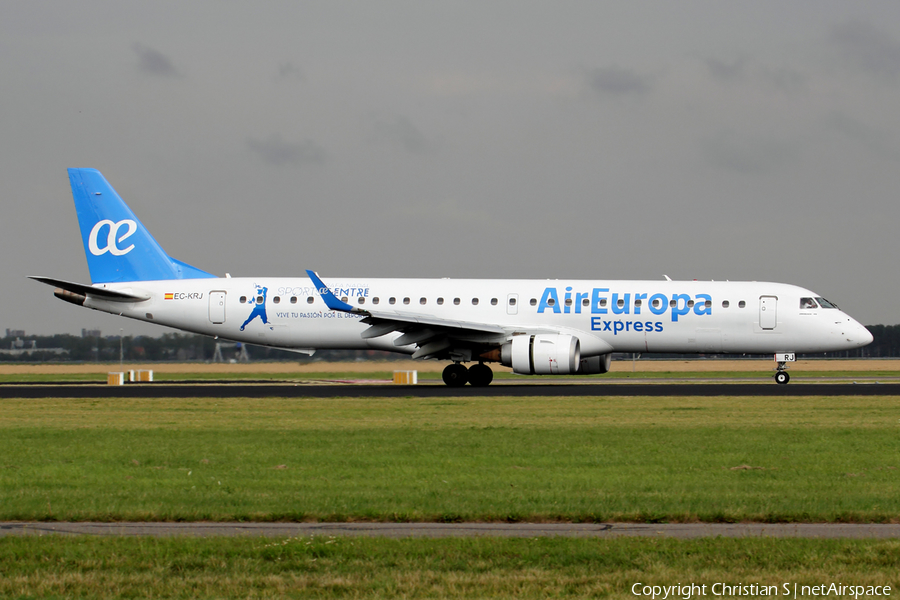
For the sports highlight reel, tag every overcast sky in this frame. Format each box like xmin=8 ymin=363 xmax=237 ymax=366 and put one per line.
xmin=3 ymin=1 xmax=900 ymax=336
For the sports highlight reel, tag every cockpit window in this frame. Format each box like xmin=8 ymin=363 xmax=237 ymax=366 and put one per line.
xmin=816 ymin=297 xmax=838 ymax=309
xmin=800 ymin=297 xmax=818 ymax=309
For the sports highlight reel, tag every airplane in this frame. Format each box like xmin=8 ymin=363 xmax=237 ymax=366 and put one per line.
xmin=31 ymin=168 xmax=873 ymax=386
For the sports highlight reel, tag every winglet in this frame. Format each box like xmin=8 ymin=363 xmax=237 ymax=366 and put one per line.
xmin=306 ymin=270 xmax=357 ymax=313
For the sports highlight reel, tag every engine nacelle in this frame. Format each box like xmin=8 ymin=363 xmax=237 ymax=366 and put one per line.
xmin=501 ymin=334 xmax=581 ymax=375
xmin=579 ymin=354 xmax=612 ymax=374
xmin=54 ymin=288 xmax=86 ymax=307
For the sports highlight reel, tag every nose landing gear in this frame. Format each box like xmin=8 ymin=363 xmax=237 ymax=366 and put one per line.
xmin=442 ymin=362 xmax=494 ymax=387
xmin=774 ymin=368 xmax=790 ymax=385
xmin=773 ymin=352 xmax=794 ymax=385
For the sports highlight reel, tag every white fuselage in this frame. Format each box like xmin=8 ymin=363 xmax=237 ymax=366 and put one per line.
xmin=83 ymin=277 xmax=872 ymax=356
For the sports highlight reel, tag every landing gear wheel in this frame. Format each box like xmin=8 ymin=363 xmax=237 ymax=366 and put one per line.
xmin=775 ymin=371 xmax=790 ymax=385
xmin=442 ymin=363 xmax=469 ymax=387
xmin=467 ymin=363 xmax=494 ymax=387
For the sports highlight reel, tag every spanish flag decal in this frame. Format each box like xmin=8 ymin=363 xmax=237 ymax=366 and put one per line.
xmin=164 ymin=293 xmax=174 ymax=300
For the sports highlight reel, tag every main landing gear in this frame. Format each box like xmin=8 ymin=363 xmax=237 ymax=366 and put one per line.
xmin=442 ymin=362 xmax=494 ymax=387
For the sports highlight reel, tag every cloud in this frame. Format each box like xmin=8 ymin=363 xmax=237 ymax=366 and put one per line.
xmin=700 ymin=131 xmax=800 ymax=175
xmin=586 ymin=66 xmax=651 ymax=96
xmin=132 ymin=43 xmax=180 ymax=77
xmin=365 ymin=114 xmax=432 ymax=154
xmin=828 ymin=20 xmax=900 ymax=78
xmin=822 ymin=112 xmax=899 ymax=160
xmin=706 ymin=58 xmax=804 ymax=92
xmin=246 ymin=134 xmax=325 ymax=167
xmin=276 ymin=62 xmax=303 ymax=81
xmin=706 ymin=58 xmax=747 ymax=82
xmin=759 ymin=67 xmax=804 ymax=92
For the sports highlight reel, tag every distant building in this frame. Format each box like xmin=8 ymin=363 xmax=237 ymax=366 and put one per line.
xmin=5 ymin=329 xmax=25 ymax=338
xmin=81 ymin=328 xmax=102 ymax=338
xmin=0 ymin=337 xmax=68 ymax=356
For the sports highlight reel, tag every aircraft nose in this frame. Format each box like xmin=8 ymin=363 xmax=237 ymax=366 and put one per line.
xmin=844 ymin=318 xmax=873 ymax=348
xmin=860 ymin=324 xmax=874 ymax=346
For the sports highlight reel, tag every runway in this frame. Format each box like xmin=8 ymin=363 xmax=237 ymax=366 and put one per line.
xmin=3 ymin=522 xmax=900 ymax=539
xmin=1 ymin=382 xmax=899 ymax=398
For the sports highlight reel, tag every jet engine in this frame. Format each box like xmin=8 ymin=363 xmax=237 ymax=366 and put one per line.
xmin=501 ymin=334 xmax=581 ymax=375
xmin=579 ymin=354 xmax=612 ymax=374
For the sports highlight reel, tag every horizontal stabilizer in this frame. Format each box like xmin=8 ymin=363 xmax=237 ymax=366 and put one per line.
xmin=29 ymin=276 xmax=149 ymax=302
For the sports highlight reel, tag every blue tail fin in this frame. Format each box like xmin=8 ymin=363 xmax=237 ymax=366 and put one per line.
xmin=68 ymin=168 xmax=215 ymax=283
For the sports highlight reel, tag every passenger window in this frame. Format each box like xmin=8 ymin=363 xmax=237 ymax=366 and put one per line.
xmin=273 ymin=296 xmax=280 ymax=304
xmin=509 ymin=298 xmax=516 ymax=306
xmin=635 ymin=299 xmax=642 ymax=307
xmin=652 ymin=298 xmax=661 ymax=309
xmin=420 ymin=298 xmax=427 ymax=305
xmin=307 ymin=296 xmax=314 ymax=304
xmin=341 ymin=297 xmax=348 ymax=303
xmin=566 ymin=298 xmax=573 ymax=307
xmin=669 ymin=299 xmax=676 ymax=307
xmin=705 ymin=300 xmax=712 ymax=308
xmin=687 ymin=300 xmax=694 ymax=308
xmin=800 ymin=297 xmax=818 ymax=309
xmin=599 ymin=299 xmax=607 ymax=307
xmin=437 ymin=298 xmax=444 ymax=305
xmin=373 ymin=297 xmax=379 ymax=305
xmin=582 ymin=298 xmax=589 ymax=307
xmin=472 ymin=298 xmax=479 ymax=305
xmin=738 ymin=300 xmax=746 ymax=308
xmin=530 ymin=298 xmax=537 ymax=306
xmin=240 ymin=296 xmax=247 ymax=303
xmin=389 ymin=297 xmax=396 ymax=305
xmin=257 ymin=296 xmax=264 ymax=304
xmin=616 ymin=298 xmax=624 ymax=308
xmin=358 ymin=297 xmax=365 ymax=305
xmin=290 ymin=296 xmax=297 ymax=304
xmin=491 ymin=298 xmax=498 ymax=306
xmin=454 ymin=298 xmax=461 ymax=305
xmin=403 ymin=297 xmax=410 ymax=305
xmin=722 ymin=300 xmax=729 ymax=308
xmin=547 ymin=298 xmax=555 ymax=306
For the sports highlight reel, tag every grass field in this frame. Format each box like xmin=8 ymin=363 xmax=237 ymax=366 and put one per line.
xmin=2 ymin=393 xmax=899 ymax=523
xmin=2 ymin=362 xmax=900 ymax=597
xmin=2 ymin=536 xmax=898 ymax=599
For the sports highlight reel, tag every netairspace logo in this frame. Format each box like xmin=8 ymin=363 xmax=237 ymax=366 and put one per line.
xmin=631 ymin=582 xmax=891 ymax=599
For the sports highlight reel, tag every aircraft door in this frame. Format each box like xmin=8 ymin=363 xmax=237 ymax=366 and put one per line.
xmin=507 ymin=294 xmax=518 ymax=315
xmin=759 ymin=296 xmax=777 ymax=330
xmin=209 ymin=291 xmax=226 ymax=324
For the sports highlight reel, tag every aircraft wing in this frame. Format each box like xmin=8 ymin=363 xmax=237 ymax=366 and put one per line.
xmin=307 ymin=270 xmax=510 ymax=358
xmin=29 ymin=276 xmax=150 ymax=302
